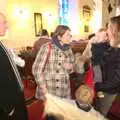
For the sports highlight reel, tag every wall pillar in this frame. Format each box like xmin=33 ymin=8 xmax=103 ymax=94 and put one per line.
xmin=0 ymin=0 xmax=7 ymax=14
xmin=68 ymin=0 xmax=80 ymax=39
xmin=91 ymin=0 xmax=102 ymax=32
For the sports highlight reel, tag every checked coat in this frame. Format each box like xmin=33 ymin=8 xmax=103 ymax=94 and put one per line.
xmin=32 ymin=42 xmax=75 ymax=99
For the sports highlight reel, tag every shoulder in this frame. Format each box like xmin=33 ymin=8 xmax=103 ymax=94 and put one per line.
xmin=0 ymin=41 xmax=8 ymax=54
xmin=37 ymin=42 xmax=52 ymax=53
xmin=42 ymin=41 xmax=52 ymax=47
xmin=34 ymin=38 xmax=50 ymax=45
xmin=0 ymin=40 xmax=5 ymax=48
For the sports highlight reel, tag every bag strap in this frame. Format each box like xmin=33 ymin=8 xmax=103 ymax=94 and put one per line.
xmin=42 ymin=43 xmax=51 ymax=72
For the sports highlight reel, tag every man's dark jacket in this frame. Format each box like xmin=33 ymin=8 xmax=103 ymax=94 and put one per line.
xmin=92 ymin=43 xmax=120 ymax=94
xmin=0 ymin=41 xmax=28 ymax=120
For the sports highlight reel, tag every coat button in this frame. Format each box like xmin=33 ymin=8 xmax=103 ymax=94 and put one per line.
xmin=58 ymin=63 xmax=61 ymax=65
xmin=56 ymin=70 xmax=59 ymax=73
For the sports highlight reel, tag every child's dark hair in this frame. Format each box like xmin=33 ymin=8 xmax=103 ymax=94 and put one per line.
xmin=45 ymin=114 xmax=64 ymax=120
xmin=41 ymin=29 xmax=49 ymax=36
xmin=45 ymin=114 xmax=57 ymax=120
xmin=88 ymin=33 xmax=95 ymax=40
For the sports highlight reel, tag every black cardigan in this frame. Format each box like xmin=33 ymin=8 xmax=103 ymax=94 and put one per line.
xmin=0 ymin=41 xmax=27 ymax=119
xmin=92 ymin=43 xmax=120 ymax=94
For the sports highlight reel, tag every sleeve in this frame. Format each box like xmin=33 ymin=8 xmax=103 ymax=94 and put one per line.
xmin=75 ymin=58 xmax=84 ymax=74
xmin=68 ymin=49 xmax=75 ymax=63
xmin=32 ymin=44 xmax=48 ymax=85
xmin=68 ymin=49 xmax=76 ymax=73
xmin=74 ymin=42 xmax=92 ymax=74
xmin=95 ymin=72 xmax=120 ymax=92
xmin=95 ymin=69 xmax=120 ymax=92
xmin=9 ymin=49 xmax=25 ymax=67
xmin=91 ymin=43 xmax=106 ymax=65
xmin=82 ymin=42 xmax=92 ymax=61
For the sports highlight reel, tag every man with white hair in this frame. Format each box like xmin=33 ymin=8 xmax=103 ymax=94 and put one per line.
xmin=0 ymin=13 xmax=28 ymax=120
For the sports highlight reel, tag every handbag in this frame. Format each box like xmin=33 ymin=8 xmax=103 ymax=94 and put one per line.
xmin=41 ymin=43 xmax=51 ymax=72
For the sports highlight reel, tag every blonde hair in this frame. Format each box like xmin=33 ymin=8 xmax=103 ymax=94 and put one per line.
xmin=110 ymin=15 xmax=120 ymax=46
xmin=75 ymin=84 xmax=94 ymax=104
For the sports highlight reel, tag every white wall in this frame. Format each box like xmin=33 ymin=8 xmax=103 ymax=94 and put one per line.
xmin=1 ymin=0 xmax=58 ymax=48
xmin=77 ymin=0 xmax=94 ymax=38
xmin=102 ymin=0 xmax=116 ymax=28
xmin=0 ymin=0 xmax=117 ymax=48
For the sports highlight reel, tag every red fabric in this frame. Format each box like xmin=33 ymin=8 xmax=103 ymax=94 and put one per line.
xmin=27 ymin=100 xmax=44 ymax=120
xmin=23 ymin=80 xmax=45 ymax=120
xmin=70 ymin=80 xmax=76 ymax=99
xmin=22 ymin=80 xmax=36 ymax=100
xmin=84 ymin=64 xmax=96 ymax=97
xmin=110 ymin=99 xmax=120 ymax=117
xmin=84 ymin=65 xmax=94 ymax=87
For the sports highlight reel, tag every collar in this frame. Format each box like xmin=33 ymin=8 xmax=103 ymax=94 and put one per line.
xmin=75 ymin=100 xmax=92 ymax=112
xmin=52 ymin=36 xmax=70 ymax=51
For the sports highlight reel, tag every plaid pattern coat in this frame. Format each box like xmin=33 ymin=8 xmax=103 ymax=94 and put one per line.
xmin=32 ymin=42 xmax=75 ymax=99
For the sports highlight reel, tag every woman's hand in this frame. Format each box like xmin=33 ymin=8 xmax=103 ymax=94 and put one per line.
xmin=39 ymin=84 xmax=47 ymax=95
xmin=63 ymin=62 xmax=74 ymax=73
xmin=37 ymin=84 xmax=47 ymax=101
xmin=38 ymin=84 xmax=47 ymax=99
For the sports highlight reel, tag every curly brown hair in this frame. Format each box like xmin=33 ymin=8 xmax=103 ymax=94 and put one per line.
xmin=110 ymin=15 xmax=120 ymax=45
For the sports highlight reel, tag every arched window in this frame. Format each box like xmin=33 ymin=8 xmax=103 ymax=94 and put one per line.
xmin=58 ymin=0 xmax=69 ymax=25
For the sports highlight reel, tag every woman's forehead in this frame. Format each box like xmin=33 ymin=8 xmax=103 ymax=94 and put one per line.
xmin=64 ymin=30 xmax=71 ymax=34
